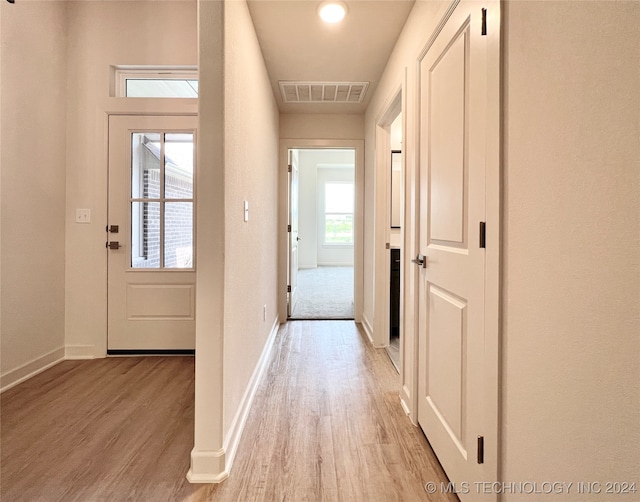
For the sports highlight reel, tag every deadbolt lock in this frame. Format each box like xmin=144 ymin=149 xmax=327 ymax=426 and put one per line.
xmin=106 ymin=225 xmax=119 ymax=233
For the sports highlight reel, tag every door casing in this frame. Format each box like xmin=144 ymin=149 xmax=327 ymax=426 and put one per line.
xmin=92 ymin=99 xmax=197 ymax=357
xmin=107 ymin=114 xmax=197 ymax=352
xmin=408 ymin=0 xmax=501 ymax=489
xmin=278 ymin=139 xmax=365 ymax=323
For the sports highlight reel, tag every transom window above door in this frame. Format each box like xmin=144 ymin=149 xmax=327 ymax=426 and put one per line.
xmin=113 ymin=67 xmax=198 ymax=98
xmin=131 ymin=131 xmax=195 ymax=269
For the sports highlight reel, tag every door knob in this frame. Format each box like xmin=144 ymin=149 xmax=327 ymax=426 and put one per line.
xmin=411 ymin=254 xmax=426 ymax=268
xmin=106 ymin=241 xmax=121 ymax=250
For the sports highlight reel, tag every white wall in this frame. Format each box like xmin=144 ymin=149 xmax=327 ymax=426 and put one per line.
xmin=64 ymin=1 xmax=197 ymax=358
xmin=280 ymin=114 xmax=364 ymax=140
xmin=501 ymin=1 xmax=639 ymax=495
xmin=1 ymin=1 xmax=68 ymax=389
xmin=222 ymin=0 xmax=279 ymax=442
xmin=390 ymin=113 xmax=402 ymax=151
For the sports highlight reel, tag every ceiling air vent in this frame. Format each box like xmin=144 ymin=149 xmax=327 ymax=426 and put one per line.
xmin=279 ymin=81 xmax=369 ymax=104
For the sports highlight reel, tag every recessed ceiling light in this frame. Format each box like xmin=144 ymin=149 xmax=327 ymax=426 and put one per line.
xmin=318 ymin=2 xmax=347 ymax=24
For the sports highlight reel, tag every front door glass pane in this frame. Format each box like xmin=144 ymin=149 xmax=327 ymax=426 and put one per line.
xmin=131 ymin=133 xmax=160 ymax=199
xmin=131 ymin=201 xmax=160 ymax=268
xmin=130 ymin=131 xmax=195 ymax=269
xmin=165 ymin=202 xmax=193 ymax=268
xmin=165 ymin=133 xmax=194 ymax=198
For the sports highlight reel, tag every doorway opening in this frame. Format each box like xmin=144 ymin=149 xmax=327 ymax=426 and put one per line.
xmin=287 ymin=148 xmax=355 ymax=320
xmin=386 ymin=112 xmax=403 ymax=370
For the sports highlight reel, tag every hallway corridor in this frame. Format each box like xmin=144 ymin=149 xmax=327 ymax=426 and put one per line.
xmin=1 ymin=321 xmax=455 ymax=501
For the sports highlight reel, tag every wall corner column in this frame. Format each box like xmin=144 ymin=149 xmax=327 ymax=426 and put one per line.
xmin=188 ymin=0 xmax=226 ymax=484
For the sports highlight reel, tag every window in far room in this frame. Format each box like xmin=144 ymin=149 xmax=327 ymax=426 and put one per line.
xmin=324 ymin=182 xmax=354 ymax=245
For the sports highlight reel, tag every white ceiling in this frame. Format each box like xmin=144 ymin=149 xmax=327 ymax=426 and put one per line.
xmin=247 ymin=0 xmax=416 ymax=114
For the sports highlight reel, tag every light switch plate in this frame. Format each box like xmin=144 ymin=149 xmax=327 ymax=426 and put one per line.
xmin=244 ymin=200 xmax=249 ymax=222
xmin=75 ymin=208 xmax=91 ymax=223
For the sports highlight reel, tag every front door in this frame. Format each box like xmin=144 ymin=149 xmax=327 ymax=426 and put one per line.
xmin=107 ymin=115 xmax=197 ymax=352
xmin=288 ymin=149 xmax=300 ymax=316
xmin=416 ymin=2 xmax=494 ymax=498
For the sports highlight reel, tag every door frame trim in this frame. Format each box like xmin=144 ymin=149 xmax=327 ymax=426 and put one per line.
xmin=94 ymin=99 xmax=197 ymax=357
xmin=278 ymin=139 xmax=365 ymax=323
xmin=484 ymin=0 xmax=502 ymax=483
xmin=373 ymin=87 xmax=405 ymax=352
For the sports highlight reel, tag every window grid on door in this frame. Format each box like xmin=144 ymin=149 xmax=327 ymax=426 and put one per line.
xmin=130 ymin=131 xmax=195 ymax=269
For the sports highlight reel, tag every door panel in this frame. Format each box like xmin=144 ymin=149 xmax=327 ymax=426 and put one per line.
xmin=429 ymin=31 xmax=467 ymax=245
xmin=427 ymin=285 xmax=467 ymax=451
xmin=108 ymin=115 xmax=197 ymax=351
xmin=417 ymin=2 xmax=491 ymax=498
xmin=288 ymin=149 xmax=300 ymax=316
xmin=126 ymin=284 xmax=195 ymax=320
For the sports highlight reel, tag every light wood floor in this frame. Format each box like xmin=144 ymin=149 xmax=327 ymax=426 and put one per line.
xmin=1 ymin=321 xmax=457 ymax=501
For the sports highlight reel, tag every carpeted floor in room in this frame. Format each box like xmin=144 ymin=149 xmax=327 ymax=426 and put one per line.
xmin=290 ymin=266 xmax=354 ymax=319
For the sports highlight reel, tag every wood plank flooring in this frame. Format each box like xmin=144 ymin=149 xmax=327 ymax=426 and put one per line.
xmin=1 ymin=321 xmax=457 ymax=501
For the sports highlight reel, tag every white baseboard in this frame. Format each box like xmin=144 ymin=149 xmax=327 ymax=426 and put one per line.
xmin=65 ymin=345 xmax=96 ymax=359
xmin=361 ymin=314 xmax=374 ymax=345
xmin=187 ymin=448 xmax=228 ymax=483
xmin=0 ymin=346 xmax=65 ymax=393
xmin=400 ymin=394 xmax=411 ymax=416
xmin=317 ymin=262 xmax=355 ymax=267
xmin=223 ymin=316 xmax=279 ymax=472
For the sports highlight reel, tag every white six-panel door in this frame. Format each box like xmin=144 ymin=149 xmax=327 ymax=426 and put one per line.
xmin=416 ymin=2 xmax=493 ymax=499
xmin=107 ymin=115 xmax=197 ymax=351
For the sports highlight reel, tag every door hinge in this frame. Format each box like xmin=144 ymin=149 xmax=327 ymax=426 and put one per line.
xmin=481 ymin=8 xmax=487 ymax=36
xmin=288 ymin=224 xmax=292 ymax=232
xmin=477 ymin=435 xmax=485 ymax=464
xmin=479 ymin=221 xmax=486 ymax=248
xmin=287 ymin=285 xmax=292 ymax=293
xmin=288 ymin=164 xmax=292 ymax=173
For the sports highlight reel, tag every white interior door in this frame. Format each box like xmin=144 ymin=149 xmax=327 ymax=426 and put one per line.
xmin=416 ymin=2 xmax=494 ymax=497
xmin=107 ymin=115 xmax=197 ymax=352
xmin=288 ymin=149 xmax=300 ymax=316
